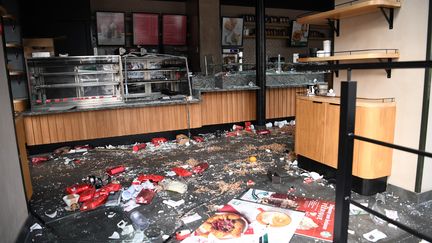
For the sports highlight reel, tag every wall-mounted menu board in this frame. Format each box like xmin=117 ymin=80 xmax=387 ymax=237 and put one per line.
xmin=162 ymin=15 xmax=187 ymax=45
xmin=133 ymin=13 xmax=159 ymax=46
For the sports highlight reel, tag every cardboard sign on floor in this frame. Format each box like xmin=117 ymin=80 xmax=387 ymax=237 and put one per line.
xmin=240 ymin=189 xmax=335 ymax=242
xmin=182 ymin=199 xmax=304 ymax=243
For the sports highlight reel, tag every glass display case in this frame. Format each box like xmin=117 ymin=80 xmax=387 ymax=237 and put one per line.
xmin=26 ymin=55 xmax=123 ymax=111
xmin=122 ymin=54 xmax=192 ymax=101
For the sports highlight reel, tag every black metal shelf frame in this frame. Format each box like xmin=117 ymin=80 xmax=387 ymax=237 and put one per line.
xmin=329 ymin=0 xmax=397 ymax=36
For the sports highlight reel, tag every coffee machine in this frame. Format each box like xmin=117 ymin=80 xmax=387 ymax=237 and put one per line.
xmin=222 ymin=48 xmax=243 ymax=72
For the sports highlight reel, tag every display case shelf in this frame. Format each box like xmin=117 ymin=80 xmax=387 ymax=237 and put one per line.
xmin=26 ymin=55 xmax=124 ymax=110
xmin=297 ymin=0 xmax=401 ymax=36
xmin=35 ymin=82 xmax=121 ymax=89
xmin=122 ymin=54 xmax=192 ymax=101
xmin=38 ymin=70 xmax=119 ymax=76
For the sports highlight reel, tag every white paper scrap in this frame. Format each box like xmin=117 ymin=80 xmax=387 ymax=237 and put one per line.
xmin=30 ymin=223 xmax=42 ymax=232
xmin=384 ymin=209 xmax=399 ymax=221
xmin=363 ymin=229 xmax=387 ymax=242
xmin=108 ymin=231 xmax=120 ymax=239
xmin=121 ymin=225 xmax=134 ymax=236
xmin=45 ymin=210 xmax=57 ymax=218
xmin=181 ymin=213 xmax=202 ymax=224
xmin=163 ymin=199 xmax=185 ymax=208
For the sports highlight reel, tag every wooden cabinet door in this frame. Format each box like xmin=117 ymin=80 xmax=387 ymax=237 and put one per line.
xmin=323 ymin=103 xmax=340 ymax=169
xmin=295 ymin=98 xmax=326 ymax=162
xmin=323 ymin=103 xmax=359 ymax=174
xmin=355 ymin=106 xmax=395 ymax=179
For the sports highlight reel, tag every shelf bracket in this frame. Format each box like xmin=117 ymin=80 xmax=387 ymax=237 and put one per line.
xmin=327 ymin=19 xmax=340 ymax=37
xmin=380 ymin=7 xmax=394 ymax=29
xmin=378 ymin=58 xmax=393 ymax=78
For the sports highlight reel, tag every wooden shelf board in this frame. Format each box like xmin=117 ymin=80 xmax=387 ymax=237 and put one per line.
xmin=297 ymin=0 xmax=401 ymax=25
xmin=298 ymin=52 xmax=399 ymax=62
xmin=2 ymin=14 xmax=15 ymax=21
xmin=9 ymin=70 xmax=25 ymax=76
xmin=6 ymin=43 xmax=22 ymax=48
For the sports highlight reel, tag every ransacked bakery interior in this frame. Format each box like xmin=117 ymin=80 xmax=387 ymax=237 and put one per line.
xmin=1 ymin=0 xmax=432 ymax=242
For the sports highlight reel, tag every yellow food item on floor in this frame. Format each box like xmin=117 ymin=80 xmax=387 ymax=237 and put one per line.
xmin=249 ymin=156 xmax=257 ymax=163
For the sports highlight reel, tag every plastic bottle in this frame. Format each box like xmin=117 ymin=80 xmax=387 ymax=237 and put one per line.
xmin=130 ymin=211 xmax=150 ymax=231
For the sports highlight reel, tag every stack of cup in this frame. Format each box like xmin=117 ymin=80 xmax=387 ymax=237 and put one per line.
xmin=323 ymin=40 xmax=331 ymax=57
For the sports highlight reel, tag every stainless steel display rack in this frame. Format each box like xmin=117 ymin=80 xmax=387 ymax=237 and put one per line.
xmin=26 ymin=55 xmax=124 ymax=111
xmin=122 ymin=54 xmax=192 ymax=101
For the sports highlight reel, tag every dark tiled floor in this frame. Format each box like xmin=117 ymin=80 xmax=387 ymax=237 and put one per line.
xmin=25 ymin=127 xmax=432 ymax=242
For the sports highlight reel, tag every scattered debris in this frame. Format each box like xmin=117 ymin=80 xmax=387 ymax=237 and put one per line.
xmin=216 ymin=181 xmax=242 ymax=194
xmin=44 ymin=210 xmax=57 ymax=218
xmin=265 ymin=122 xmax=273 ymax=128
xmin=106 ymin=165 xmax=126 ymax=176
xmin=107 ymin=212 xmax=116 ymax=218
xmin=31 ymin=156 xmax=50 ymax=165
xmin=30 ymin=223 xmax=42 ymax=232
xmin=192 ymin=162 xmax=209 ymax=174
xmin=384 ymin=209 xmax=399 ymax=221
xmin=53 ymin=146 xmax=71 ymax=155
xmin=130 ymin=211 xmax=150 ymax=231
xmin=349 ymin=203 xmax=368 ymax=215
xmin=132 ymin=143 xmax=146 ymax=152
xmin=152 ymin=137 xmax=168 ymax=146
xmin=363 ymin=229 xmax=387 ymax=242
xmin=181 ymin=213 xmax=202 ymax=224
xmin=108 ymin=231 xmax=120 ymax=239
xmin=172 ymin=167 xmax=193 ymax=177
xmin=249 ymin=156 xmax=257 ymax=163
xmin=160 ymin=179 xmax=188 ymax=194
xmin=348 ymin=229 xmax=355 ymax=235
xmin=176 ymin=229 xmax=192 ymax=240
xmin=121 ymin=225 xmax=134 ymax=235
xmin=136 ymin=189 xmax=156 ymax=204
xmin=123 ymin=200 xmax=140 ymax=212
xmin=247 ymin=180 xmax=255 ymax=186
xmin=176 ymin=134 xmax=190 ymax=145
xmin=256 ymin=129 xmax=271 ymax=135
xmin=163 ymin=199 xmax=185 ymax=208
xmin=258 ymin=143 xmax=286 ymax=153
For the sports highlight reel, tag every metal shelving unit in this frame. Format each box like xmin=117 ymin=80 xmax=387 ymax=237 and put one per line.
xmin=122 ymin=54 xmax=192 ymax=101
xmin=26 ymin=55 xmax=124 ymax=111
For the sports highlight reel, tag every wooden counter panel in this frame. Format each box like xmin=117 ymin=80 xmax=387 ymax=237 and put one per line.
xmin=15 ymin=116 xmax=33 ymax=201
xmin=201 ymin=91 xmax=256 ymax=125
xmin=355 ymin=106 xmax=396 ymax=179
xmin=266 ymin=87 xmax=305 ymax=119
xmin=24 ymin=104 xmax=202 ymax=145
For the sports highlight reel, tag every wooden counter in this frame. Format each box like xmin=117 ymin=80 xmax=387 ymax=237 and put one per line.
xmin=23 ymin=87 xmax=303 ymax=146
xmin=295 ymin=95 xmax=396 ymax=180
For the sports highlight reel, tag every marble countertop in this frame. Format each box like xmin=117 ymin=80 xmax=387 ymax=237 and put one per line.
xmin=23 ymin=98 xmax=201 ymax=116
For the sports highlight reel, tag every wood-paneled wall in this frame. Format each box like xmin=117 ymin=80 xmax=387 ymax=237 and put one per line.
xmin=266 ymin=87 xmax=305 ymax=119
xmin=24 ymin=104 xmax=201 ymax=146
xmin=201 ymin=91 xmax=257 ymax=125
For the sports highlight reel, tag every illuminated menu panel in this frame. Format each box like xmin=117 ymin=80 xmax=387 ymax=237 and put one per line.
xmin=162 ymin=15 xmax=187 ymax=45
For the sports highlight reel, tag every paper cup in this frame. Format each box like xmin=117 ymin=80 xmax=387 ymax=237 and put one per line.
xmin=63 ymin=194 xmax=80 ymax=207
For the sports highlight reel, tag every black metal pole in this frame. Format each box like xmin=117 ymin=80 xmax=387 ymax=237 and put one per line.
xmin=334 ymin=75 xmax=357 ymax=243
xmin=255 ymin=0 xmax=266 ymax=126
xmin=415 ymin=0 xmax=432 ymax=193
